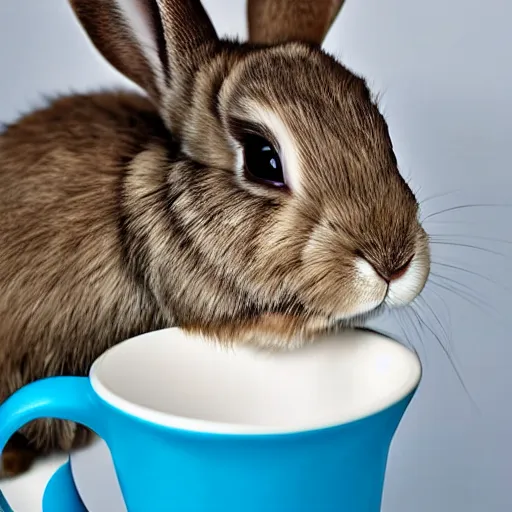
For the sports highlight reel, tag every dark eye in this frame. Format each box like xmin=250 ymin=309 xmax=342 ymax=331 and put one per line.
xmin=243 ymin=134 xmax=286 ymax=188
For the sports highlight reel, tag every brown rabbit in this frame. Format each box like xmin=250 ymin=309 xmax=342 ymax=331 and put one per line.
xmin=0 ymin=0 xmax=430 ymax=477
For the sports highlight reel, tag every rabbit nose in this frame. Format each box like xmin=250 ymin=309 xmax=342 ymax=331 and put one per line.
xmin=363 ymin=256 xmax=413 ymax=284
xmin=379 ymin=257 xmax=413 ymax=283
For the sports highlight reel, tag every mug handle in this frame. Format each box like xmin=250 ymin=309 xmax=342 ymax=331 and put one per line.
xmin=0 ymin=377 xmax=106 ymax=512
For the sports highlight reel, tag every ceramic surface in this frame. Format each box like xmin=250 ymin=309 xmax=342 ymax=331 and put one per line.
xmin=0 ymin=328 xmax=421 ymax=512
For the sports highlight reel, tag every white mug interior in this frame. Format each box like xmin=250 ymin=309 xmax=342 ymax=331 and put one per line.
xmin=90 ymin=328 xmax=421 ymax=435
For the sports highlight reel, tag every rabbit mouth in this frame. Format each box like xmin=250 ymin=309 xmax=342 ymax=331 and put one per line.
xmin=179 ymin=291 xmax=391 ymax=348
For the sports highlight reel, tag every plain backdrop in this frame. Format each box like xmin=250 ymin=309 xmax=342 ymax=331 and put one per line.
xmin=0 ymin=1 xmax=511 ymax=511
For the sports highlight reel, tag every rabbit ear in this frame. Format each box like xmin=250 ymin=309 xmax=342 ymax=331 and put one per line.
xmin=69 ymin=0 xmax=219 ymax=105
xmin=247 ymin=0 xmax=345 ymax=45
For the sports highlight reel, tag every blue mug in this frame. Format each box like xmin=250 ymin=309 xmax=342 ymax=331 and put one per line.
xmin=0 ymin=328 xmax=421 ymax=511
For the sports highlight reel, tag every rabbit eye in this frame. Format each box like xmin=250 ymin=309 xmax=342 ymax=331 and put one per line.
xmin=243 ymin=134 xmax=286 ymax=188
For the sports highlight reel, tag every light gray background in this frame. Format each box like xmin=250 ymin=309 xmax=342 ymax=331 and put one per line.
xmin=0 ymin=1 xmax=511 ymax=511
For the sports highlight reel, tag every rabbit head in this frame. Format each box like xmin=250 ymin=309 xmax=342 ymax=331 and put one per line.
xmin=69 ymin=0 xmax=430 ymax=347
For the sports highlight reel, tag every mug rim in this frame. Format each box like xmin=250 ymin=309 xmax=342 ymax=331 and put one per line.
xmin=89 ymin=328 xmax=422 ymax=436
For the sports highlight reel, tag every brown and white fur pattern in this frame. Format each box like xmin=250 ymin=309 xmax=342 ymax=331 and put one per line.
xmin=0 ymin=0 xmax=430 ymax=476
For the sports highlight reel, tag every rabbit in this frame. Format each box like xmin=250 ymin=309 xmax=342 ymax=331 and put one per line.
xmin=0 ymin=0 xmax=431 ymax=477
